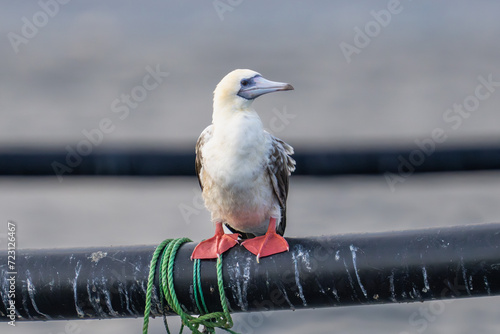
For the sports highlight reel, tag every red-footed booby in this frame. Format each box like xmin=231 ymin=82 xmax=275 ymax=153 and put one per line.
xmin=191 ymin=69 xmax=295 ymax=262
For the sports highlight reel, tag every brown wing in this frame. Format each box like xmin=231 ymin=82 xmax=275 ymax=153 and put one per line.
xmin=195 ymin=125 xmax=213 ymax=191
xmin=266 ymin=133 xmax=296 ymax=236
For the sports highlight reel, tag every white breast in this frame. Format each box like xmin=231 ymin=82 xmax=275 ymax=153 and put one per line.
xmin=200 ymin=112 xmax=280 ymax=235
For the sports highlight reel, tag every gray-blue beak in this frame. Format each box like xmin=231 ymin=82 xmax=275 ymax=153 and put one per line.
xmin=237 ymin=75 xmax=294 ymax=100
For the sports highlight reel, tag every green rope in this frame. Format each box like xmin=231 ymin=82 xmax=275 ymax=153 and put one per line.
xmin=193 ymin=259 xmax=209 ymax=315
xmin=143 ymin=238 xmax=172 ymax=334
xmin=216 ymin=257 xmax=233 ymax=330
xmin=143 ymin=238 xmax=239 ymax=334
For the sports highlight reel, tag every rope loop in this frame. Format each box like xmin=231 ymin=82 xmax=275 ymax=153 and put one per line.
xmin=143 ymin=238 xmax=238 ymax=334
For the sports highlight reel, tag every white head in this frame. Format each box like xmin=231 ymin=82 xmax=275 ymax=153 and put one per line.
xmin=212 ymin=69 xmax=293 ymax=123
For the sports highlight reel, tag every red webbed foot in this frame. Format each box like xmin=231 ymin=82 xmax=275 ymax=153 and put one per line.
xmin=191 ymin=222 xmax=239 ymax=260
xmin=242 ymin=218 xmax=289 ymax=262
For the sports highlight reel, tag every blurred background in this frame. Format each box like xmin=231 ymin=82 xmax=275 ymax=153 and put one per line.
xmin=1 ymin=1 xmax=500 ymax=333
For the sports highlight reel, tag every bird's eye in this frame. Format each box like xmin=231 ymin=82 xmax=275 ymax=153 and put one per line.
xmin=241 ymin=79 xmax=249 ymax=87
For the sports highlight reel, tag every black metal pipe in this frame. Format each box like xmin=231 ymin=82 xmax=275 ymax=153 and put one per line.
xmin=1 ymin=223 xmax=499 ymax=321
xmin=1 ymin=145 xmax=500 ymax=176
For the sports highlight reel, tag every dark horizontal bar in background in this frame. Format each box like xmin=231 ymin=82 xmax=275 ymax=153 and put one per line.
xmin=1 ymin=145 xmax=500 ymax=176
xmin=0 ymin=223 xmax=499 ymax=321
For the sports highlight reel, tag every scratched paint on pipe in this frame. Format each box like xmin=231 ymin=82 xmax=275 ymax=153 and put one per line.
xmin=484 ymin=276 xmax=491 ymax=295
xmin=350 ymin=245 xmax=368 ymax=299
xmin=227 ymin=259 xmax=252 ymax=311
xmin=72 ymin=260 xmax=85 ymax=318
xmin=291 ymin=251 xmax=307 ymax=306
xmin=342 ymin=257 xmax=358 ymax=300
xmin=293 ymin=244 xmax=312 ymax=271
xmin=26 ymin=271 xmax=51 ymax=319
xmin=421 ymin=266 xmax=430 ymax=293
xmin=279 ymin=286 xmax=295 ymax=310
xmin=460 ymin=256 xmax=472 ymax=296
xmin=389 ymin=270 xmax=397 ymax=302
